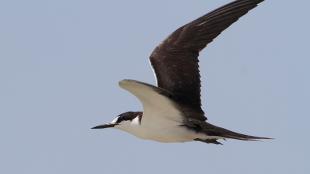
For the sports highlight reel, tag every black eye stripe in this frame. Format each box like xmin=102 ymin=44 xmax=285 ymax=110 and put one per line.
xmin=117 ymin=112 xmax=142 ymax=123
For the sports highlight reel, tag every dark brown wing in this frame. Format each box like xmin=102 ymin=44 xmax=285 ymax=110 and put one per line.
xmin=150 ymin=0 xmax=264 ymax=120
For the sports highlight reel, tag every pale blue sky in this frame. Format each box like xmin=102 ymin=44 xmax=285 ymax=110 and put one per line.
xmin=1 ymin=0 xmax=309 ymax=173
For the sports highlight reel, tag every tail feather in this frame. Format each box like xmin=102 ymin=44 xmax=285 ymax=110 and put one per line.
xmin=186 ymin=119 xmax=272 ymax=142
xmin=202 ymin=122 xmax=272 ymax=141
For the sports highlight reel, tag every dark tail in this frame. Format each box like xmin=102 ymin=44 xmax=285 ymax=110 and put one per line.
xmin=201 ymin=122 xmax=272 ymax=141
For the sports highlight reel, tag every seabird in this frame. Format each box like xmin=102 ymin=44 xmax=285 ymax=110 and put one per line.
xmin=93 ymin=0 xmax=271 ymax=144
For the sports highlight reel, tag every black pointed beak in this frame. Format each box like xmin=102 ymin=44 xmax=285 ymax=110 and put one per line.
xmin=91 ymin=123 xmax=118 ymax=129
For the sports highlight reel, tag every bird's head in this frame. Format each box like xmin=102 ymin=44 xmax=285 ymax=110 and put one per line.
xmin=92 ymin=111 xmax=142 ymax=130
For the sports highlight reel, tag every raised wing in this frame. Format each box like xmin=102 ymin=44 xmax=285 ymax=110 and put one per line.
xmin=149 ymin=0 xmax=264 ymax=120
xmin=119 ymin=79 xmax=207 ymax=122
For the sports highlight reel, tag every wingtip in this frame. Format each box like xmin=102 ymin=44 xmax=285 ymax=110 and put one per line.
xmin=118 ymin=79 xmax=134 ymax=89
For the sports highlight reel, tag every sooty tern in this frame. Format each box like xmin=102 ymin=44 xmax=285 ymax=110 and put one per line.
xmin=93 ymin=0 xmax=271 ymax=144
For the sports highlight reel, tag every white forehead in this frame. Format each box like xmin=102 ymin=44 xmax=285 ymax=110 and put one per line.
xmin=111 ymin=116 xmax=119 ymax=124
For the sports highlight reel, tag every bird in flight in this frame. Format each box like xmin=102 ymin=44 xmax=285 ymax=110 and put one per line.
xmin=93 ymin=0 xmax=271 ymax=145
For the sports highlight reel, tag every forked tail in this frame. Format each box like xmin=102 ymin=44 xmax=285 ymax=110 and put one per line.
xmin=202 ymin=122 xmax=272 ymax=141
xmin=189 ymin=120 xmax=272 ymax=144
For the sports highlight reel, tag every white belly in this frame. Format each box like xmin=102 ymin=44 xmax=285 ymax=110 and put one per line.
xmin=117 ymin=116 xmax=207 ymax=143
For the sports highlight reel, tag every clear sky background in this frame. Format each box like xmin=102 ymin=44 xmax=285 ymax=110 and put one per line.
xmin=1 ymin=0 xmax=309 ymax=173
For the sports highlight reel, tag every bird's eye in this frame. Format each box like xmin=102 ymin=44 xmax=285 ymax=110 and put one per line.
xmin=116 ymin=116 xmax=124 ymax=124
xmin=116 ymin=118 xmax=121 ymax=123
